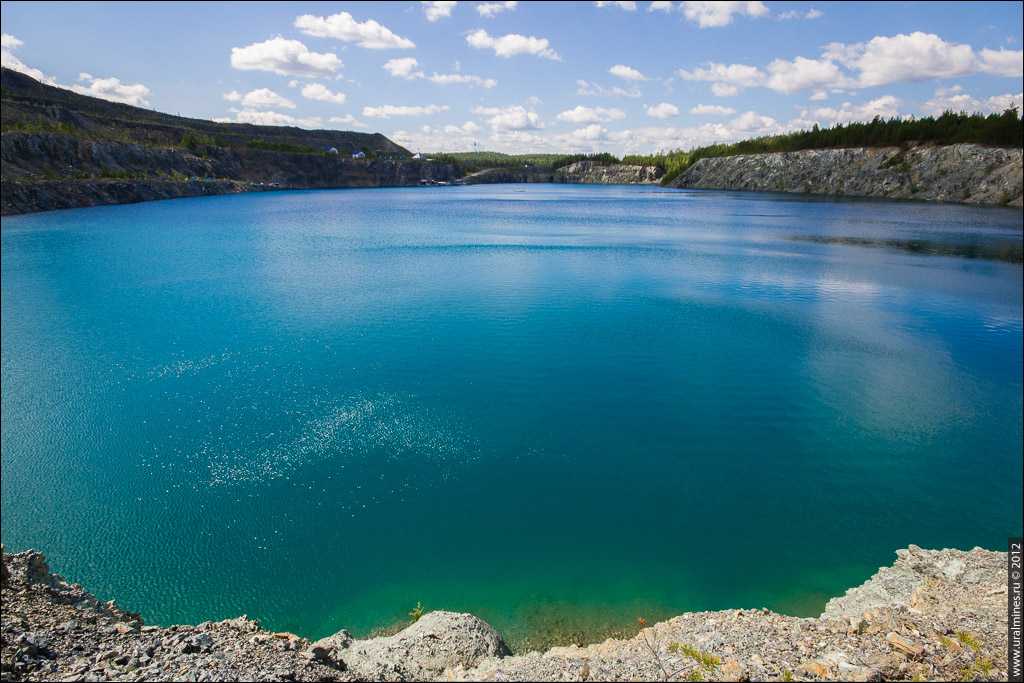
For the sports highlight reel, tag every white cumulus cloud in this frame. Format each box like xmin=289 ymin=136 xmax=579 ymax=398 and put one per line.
xmin=422 ymin=2 xmax=458 ymax=22
xmin=778 ymin=8 xmax=822 ymax=20
xmin=922 ymin=86 xmax=1023 ymax=115
xmin=828 ymin=32 xmax=976 ymax=87
xmin=690 ymin=104 xmax=736 ymax=115
xmin=679 ymin=61 xmax=765 ymax=95
xmin=231 ymin=37 xmax=341 ymax=78
xmin=391 ymin=121 xmax=482 ymax=153
xmin=681 ymin=1 xmax=768 ymax=28
xmin=473 ymin=104 xmax=543 ymax=131
xmin=577 ymin=80 xmax=642 ymax=97
xmin=570 ymin=124 xmax=609 ymax=141
xmin=70 ymin=75 xmax=151 ymax=106
xmin=609 ymin=64 xmax=647 ymax=81
xmin=294 ymin=11 xmax=414 ymax=49
xmin=765 ymin=56 xmax=847 ymax=94
xmin=802 ymin=95 xmax=902 ymax=125
xmin=239 ymin=88 xmax=295 ymax=110
xmin=477 ymin=1 xmax=517 ymax=17
xmin=216 ymin=110 xmax=323 ymax=128
xmin=383 ymin=57 xmax=496 ymax=87
xmin=428 ymin=73 xmax=497 ymax=88
xmin=1 ymin=33 xmax=56 ymax=84
xmin=301 ymin=83 xmax=346 ymax=104
xmin=328 ymin=114 xmax=368 ymax=129
xmin=362 ymin=104 xmax=450 ymax=118
xmin=556 ymin=105 xmax=626 ymax=123
xmin=3 ymin=34 xmax=151 ymax=105
xmin=1 ymin=33 xmax=23 ymax=50
xmin=678 ymin=31 xmax=1021 ymax=97
xmin=978 ymin=48 xmax=1024 ymax=77
xmin=384 ymin=58 xmax=424 ymax=79
xmin=594 ymin=1 xmax=637 ymax=9
xmin=646 ymin=102 xmax=680 ymax=118
xmin=466 ymin=29 xmax=560 ymax=60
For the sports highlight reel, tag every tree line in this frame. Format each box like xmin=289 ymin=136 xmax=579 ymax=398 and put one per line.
xmin=623 ymin=108 xmax=1022 ymax=183
xmin=429 ymin=109 xmax=1021 ymax=184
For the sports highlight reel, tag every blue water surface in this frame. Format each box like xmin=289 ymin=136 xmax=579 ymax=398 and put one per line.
xmin=2 ymin=184 xmax=1021 ymax=644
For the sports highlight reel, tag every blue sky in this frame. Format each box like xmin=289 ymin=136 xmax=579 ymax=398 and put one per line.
xmin=2 ymin=1 xmax=1022 ymax=154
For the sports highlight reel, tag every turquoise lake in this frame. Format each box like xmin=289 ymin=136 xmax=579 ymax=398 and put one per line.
xmin=2 ymin=184 xmax=1022 ymax=646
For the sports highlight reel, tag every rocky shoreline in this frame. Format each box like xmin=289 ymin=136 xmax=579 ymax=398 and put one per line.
xmin=455 ymin=160 xmax=662 ymax=186
xmin=554 ymin=160 xmax=662 ymax=185
xmin=1 ymin=178 xmax=272 ymax=215
xmin=0 ymin=545 xmax=1008 ymax=681
xmin=670 ymin=144 xmax=1023 ymax=207
xmin=0 ymin=132 xmax=460 ymax=215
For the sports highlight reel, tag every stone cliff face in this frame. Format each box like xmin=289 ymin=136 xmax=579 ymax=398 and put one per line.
xmin=0 ymin=545 xmax=1009 ymax=681
xmin=553 ymin=160 xmax=663 ymax=185
xmin=1 ymin=67 xmax=462 ymax=215
xmin=671 ymin=144 xmax=1023 ymax=206
xmin=1 ymin=133 xmax=458 ymax=215
xmin=457 ymin=161 xmax=662 ymax=187
xmin=457 ymin=167 xmax=555 ymax=184
xmin=2 ymin=178 xmax=271 ymax=215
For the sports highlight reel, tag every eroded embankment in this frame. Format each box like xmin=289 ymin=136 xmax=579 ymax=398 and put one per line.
xmin=670 ymin=144 xmax=1023 ymax=206
xmin=0 ymin=545 xmax=1009 ymax=681
xmin=0 ymin=133 xmax=459 ymax=215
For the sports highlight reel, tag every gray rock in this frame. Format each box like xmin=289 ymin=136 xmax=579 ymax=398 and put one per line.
xmin=1 ymin=545 xmax=1010 ymax=681
xmin=335 ymin=612 xmax=510 ymax=681
xmin=554 ymin=160 xmax=662 ymax=184
xmin=671 ymin=144 xmax=1023 ymax=206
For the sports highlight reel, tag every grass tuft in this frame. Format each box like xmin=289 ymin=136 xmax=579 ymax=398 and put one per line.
xmin=956 ymin=631 xmax=982 ymax=653
xmin=668 ymin=643 xmax=721 ymax=670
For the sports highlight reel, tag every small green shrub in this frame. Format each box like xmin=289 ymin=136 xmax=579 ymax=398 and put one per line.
xmin=959 ymin=657 xmax=994 ymax=681
xmin=956 ymin=631 xmax=981 ymax=652
xmin=668 ymin=643 xmax=721 ymax=670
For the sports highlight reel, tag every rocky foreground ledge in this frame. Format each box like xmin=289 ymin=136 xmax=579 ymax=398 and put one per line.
xmin=0 ymin=546 xmax=1008 ymax=681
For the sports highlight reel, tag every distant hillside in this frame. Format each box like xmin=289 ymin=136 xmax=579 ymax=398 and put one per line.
xmin=1 ymin=67 xmax=463 ymax=215
xmin=430 ymin=151 xmax=569 ymax=175
xmin=622 ymin=109 xmax=1024 ymax=184
xmin=1 ymin=67 xmax=408 ymax=157
xmin=669 ymin=143 xmax=1022 ymax=207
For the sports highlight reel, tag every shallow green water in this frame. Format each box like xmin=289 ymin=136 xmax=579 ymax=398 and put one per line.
xmin=2 ymin=185 xmax=1021 ymax=646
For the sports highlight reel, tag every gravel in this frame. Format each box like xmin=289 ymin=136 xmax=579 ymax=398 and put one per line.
xmin=1 ymin=545 xmax=1008 ymax=681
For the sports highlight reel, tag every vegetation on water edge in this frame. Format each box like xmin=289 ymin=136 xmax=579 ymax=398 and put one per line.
xmin=408 ymin=602 xmax=425 ymax=623
xmin=430 ymin=109 xmax=1022 ymax=185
